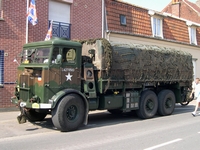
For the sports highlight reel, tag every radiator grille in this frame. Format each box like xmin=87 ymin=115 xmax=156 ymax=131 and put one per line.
xmin=19 ymin=75 xmax=33 ymax=101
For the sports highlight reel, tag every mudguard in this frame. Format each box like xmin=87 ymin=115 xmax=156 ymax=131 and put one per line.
xmin=50 ymin=89 xmax=89 ymax=125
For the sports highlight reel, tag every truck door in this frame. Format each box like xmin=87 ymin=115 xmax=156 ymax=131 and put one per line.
xmin=48 ymin=47 xmax=62 ymax=97
xmin=61 ymin=47 xmax=81 ymax=91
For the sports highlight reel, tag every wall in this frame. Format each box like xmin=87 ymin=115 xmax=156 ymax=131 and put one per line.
xmin=0 ymin=0 xmax=48 ymax=108
xmin=71 ymin=0 xmax=102 ymax=40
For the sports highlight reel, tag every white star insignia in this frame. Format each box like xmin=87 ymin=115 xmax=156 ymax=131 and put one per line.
xmin=66 ymin=72 xmax=73 ymax=81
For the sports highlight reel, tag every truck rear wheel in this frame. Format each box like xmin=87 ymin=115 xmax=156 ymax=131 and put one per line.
xmin=136 ymin=90 xmax=158 ymax=119
xmin=180 ymin=91 xmax=193 ymax=106
xmin=157 ymin=90 xmax=175 ymax=116
xmin=52 ymin=94 xmax=85 ymax=132
xmin=25 ymin=109 xmax=47 ymax=122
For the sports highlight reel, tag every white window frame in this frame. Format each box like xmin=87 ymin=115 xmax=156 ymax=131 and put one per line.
xmin=120 ymin=14 xmax=126 ymax=26
xmin=192 ymin=58 xmax=197 ymax=80
xmin=188 ymin=26 xmax=197 ymax=45
xmin=150 ymin=16 xmax=163 ymax=38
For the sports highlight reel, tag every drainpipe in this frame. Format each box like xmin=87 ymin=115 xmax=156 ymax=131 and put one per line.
xmin=102 ymin=0 xmax=105 ymax=38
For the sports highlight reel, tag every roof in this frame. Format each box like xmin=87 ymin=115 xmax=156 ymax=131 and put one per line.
xmin=105 ymin=0 xmax=200 ymax=46
xmin=162 ymin=0 xmax=200 ymax=24
xmin=23 ymin=37 xmax=82 ymax=49
xmin=184 ymin=0 xmax=200 ymax=14
xmin=106 ymin=0 xmax=152 ymax=36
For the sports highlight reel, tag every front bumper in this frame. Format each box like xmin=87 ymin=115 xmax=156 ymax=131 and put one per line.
xmin=11 ymin=96 xmax=52 ymax=109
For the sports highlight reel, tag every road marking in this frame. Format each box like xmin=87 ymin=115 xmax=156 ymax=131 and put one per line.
xmin=144 ymin=138 xmax=182 ymax=150
xmin=198 ymin=132 xmax=200 ymax=134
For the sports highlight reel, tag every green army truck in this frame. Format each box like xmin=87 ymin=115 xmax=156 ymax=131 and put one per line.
xmin=11 ymin=37 xmax=193 ymax=131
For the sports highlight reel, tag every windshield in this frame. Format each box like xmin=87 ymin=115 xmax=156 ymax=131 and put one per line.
xmin=22 ymin=48 xmax=50 ymax=64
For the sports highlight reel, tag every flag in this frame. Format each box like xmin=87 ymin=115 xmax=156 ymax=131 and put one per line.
xmin=45 ymin=20 xmax=53 ymax=41
xmin=27 ymin=0 xmax=38 ymax=25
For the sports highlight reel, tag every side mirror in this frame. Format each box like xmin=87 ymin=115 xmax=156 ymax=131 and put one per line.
xmin=56 ymin=54 xmax=62 ymax=64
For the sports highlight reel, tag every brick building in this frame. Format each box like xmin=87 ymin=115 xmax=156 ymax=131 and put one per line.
xmin=0 ymin=0 xmax=103 ymax=108
xmin=162 ymin=0 xmax=200 ymax=24
xmin=1 ymin=0 xmax=200 ymax=108
xmin=0 ymin=0 xmax=48 ymax=108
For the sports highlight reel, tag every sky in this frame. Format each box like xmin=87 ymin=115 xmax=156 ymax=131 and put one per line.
xmin=122 ymin=0 xmax=197 ymax=11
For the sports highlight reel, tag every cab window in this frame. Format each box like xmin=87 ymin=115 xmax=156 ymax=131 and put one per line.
xmin=51 ymin=47 xmax=60 ymax=64
xmin=62 ymin=48 xmax=76 ymax=63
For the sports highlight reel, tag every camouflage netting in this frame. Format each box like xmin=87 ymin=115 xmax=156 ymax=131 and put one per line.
xmin=76 ymin=38 xmax=112 ymax=75
xmin=110 ymin=42 xmax=193 ymax=82
xmin=78 ymin=38 xmax=193 ymax=83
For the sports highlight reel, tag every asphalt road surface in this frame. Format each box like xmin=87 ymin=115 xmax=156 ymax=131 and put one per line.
xmin=1 ymin=102 xmax=200 ymax=150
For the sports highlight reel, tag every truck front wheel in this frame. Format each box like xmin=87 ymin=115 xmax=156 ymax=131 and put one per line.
xmin=136 ymin=90 xmax=158 ymax=119
xmin=157 ymin=90 xmax=175 ymax=116
xmin=52 ymin=94 xmax=85 ymax=132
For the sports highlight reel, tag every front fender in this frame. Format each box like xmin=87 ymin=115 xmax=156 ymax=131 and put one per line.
xmin=49 ymin=89 xmax=89 ymax=125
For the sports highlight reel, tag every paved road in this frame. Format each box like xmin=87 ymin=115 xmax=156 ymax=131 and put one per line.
xmin=1 ymin=102 xmax=200 ymax=150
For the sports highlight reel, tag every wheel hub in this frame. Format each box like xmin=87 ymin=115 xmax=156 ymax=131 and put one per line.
xmin=146 ymin=99 xmax=154 ymax=110
xmin=66 ymin=105 xmax=77 ymax=121
xmin=166 ymin=98 xmax=172 ymax=108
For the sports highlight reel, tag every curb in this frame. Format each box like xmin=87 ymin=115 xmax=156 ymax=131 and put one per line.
xmin=0 ymin=107 xmax=18 ymax=112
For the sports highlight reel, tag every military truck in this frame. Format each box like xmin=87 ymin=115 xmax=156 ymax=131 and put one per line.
xmin=11 ymin=37 xmax=193 ymax=131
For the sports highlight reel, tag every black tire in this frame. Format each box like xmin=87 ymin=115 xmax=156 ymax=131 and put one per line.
xmin=157 ymin=90 xmax=175 ymax=116
xmin=180 ymin=101 xmax=190 ymax=106
xmin=136 ymin=90 xmax=158 ymax=119
xmin=52 ymin=94 xmax=85 ymax=132
xmin=25 ymin=109 xmax=47 ymax=122
xmin=180 ymin=92 xmax=193 ymax=106
xmin=108 ymin=109 xmax=123 ymax=115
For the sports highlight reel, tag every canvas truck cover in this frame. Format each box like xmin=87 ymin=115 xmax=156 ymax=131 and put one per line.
xmin=81 ymin=39 xmax=193 ymax=83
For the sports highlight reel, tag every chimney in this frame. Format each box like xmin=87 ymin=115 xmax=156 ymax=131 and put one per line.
xmin=172 ymin=0 xmax=179 ymax=4
xmin=196 ymin=0 xmax=200 ymax=8
xmin=171 ymin=0 xmax=180 ymax=17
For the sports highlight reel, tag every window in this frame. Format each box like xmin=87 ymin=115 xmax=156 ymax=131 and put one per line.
xmin=192 ymin=58 xmax=197 ymax=80
xmin=0 ymin=50 xmax=4 ymax=87
xmin=62 ymin=48 xmax=76 ymax=63
xmin=120 ymin=15 xmax=126 ymax=25
xmin=188 ymin=26 xmax=197 ymax=45
xmin=22 ymin=48 xmax=51 ymax=64
xmin=51 ymin=47 xmax=60 ymax=64
xmin=151 ymin=17 xmax=163 ymax=38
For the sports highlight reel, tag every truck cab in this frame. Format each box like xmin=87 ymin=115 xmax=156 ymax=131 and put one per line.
xmin=11 ymin=38 xmax=90 ymax=131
